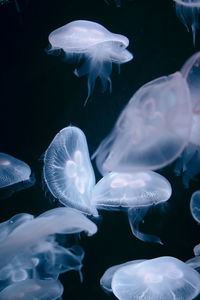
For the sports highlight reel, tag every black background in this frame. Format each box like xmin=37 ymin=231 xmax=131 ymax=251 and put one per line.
xmin=1 ymin=0 xmax=200 ymax=299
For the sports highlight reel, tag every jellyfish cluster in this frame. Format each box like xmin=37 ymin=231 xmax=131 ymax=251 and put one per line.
xmin=1 ymin=1 xmax=200 ymax=299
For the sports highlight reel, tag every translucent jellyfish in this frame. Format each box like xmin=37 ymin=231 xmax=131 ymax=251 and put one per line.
xmin=174 ymin=52 xmax=200 ymax=187
xmin=190 ymin=190 xmax=200 ymax=223
xmin=47 ymin=20 xmax=133 ymax=104
xmin=92 ymin=170 xmax=172 ymax=243
xmin=111 ymin=256 xmax=200 ymax=300
xmin=0 ymin=153 xmax=35 ymax=198
xmin=0 ymin=278 xmax=63 ymax=300
xmin=93 ymin=72 xmax=192 ymax=175
xmin=43 ymin=126 xmax=97 ymax=216
xmin=186 ymin=256 xmax=200 ymax=273
xmin=174 ymin=0 xmax=200 ymax=44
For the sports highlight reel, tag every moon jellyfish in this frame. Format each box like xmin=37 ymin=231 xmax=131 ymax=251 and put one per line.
xmin=174 ymin=52 xmax=200 ymax=187
xmin=100 ymin=259 xmax=145 ymax=294
xmin=47 ymin=20 xmax=133 ymax=104
xmin=111 ymin=256 xmax=200 ymax=300
xmin=92 ymin=170 xmax=172 ymax=243
xmin=0 ymin=279 xmax=64 ymax=300
xmin=190 ymin=190 xmax=200 ymax=223
xmin=174 ymin=0 xmax=200 ymax=44
xmin=0 ymin=153 xmax=35 ymax=198
xmin=93 ymin=72 xmax=192 ymax=175
xmin=43 ymin=126 xmax=97 ymax=216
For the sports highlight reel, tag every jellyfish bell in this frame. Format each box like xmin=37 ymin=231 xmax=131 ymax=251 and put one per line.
xmin=93 ymin=72 xmax=192 ymax=175
xmin=111 ymin=256 xmax=200 ymax=300
xmin=0 ymin=153 xmax=35 ymax=199
xmin=92 ymin=170 xmax=172 ymax=244
xmin=47 ymin=20 xmax=133 ymax=104
xmin=190 ymin=190 xmax=200 ymax=223
xmin=174 ymin=0 xmax=200 ymax=44
xmin=43 ymin=126 xmax=97 ymax=216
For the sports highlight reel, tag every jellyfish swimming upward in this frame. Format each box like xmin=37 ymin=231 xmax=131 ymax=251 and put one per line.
xmin=47 ymin=20 xmax=133 ymax=104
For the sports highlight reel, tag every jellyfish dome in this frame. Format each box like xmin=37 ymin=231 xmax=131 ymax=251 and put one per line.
xmin=43 ymin=126 xmax=97 ymax=215
xmin=190 ymin=190 xmax=200 ymax=223
xmin=174 ymin=0 xmax=200 ymax=44
xmin=47 ymin=20 xmax=133 ymax=104
xmin=93 ymin=72 xmax=192 ymax=175
xmin=111 ymin=256 xmax=200 ymax=300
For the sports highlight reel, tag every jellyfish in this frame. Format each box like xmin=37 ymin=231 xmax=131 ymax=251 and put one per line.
xmin=0 ymin=278 xmax=64 ymax=300
xmin=92 ymin=170 xmax=172 ymax=243
xmin=174 ymin=52 xmax=200 ymax=187
xmin=43 ymin=126 xmax=97 ymax=215
xmin=174 ymin=0 xmax=200 ymax=44
xmin=93 ymin=72 xmax=192 ymax=175
xmin=47 ymin=20 xmax=133 ymax=104
xmin=190 ymin=190 xmax=200 ymax=223
xmin=0 ymin=153 xmax=35 ymax=198
xmin=110 ymin=256 xmax=200 ymax=300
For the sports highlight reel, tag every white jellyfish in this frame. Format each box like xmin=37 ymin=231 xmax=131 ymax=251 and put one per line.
xmin=92 ymin=170 xmax=172 ymax=244
xmin=47 ymin=20 xmax=133 ymax=104
xmin=174 ymin=0 xmax=200 ymax=44
xmin=109 ymin=256 xmax=200 ymax=300
xmin=190 ymin=190 xmax=200 ymax=223
xmin=0 ymin=153 xmax=35 ymax=198
xmin=43 ymin=126 xmax=97 ymax=215
xmin=93 ymin=72 xmax=192 ymax=175
xmin=174 ymin=52 xmax=200 ymax=187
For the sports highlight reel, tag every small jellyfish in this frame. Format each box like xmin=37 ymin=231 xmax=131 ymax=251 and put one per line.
xmin=190 ymin=190 xmax=200 ymax=223
xmin=111 ymin=256 xmax=200 ymax=300
xmin=92 ymin=170 xmax=172 ymax=243
xmin=174 ymin=0 xmax=200 ymax=44
xmin=43 ymin=126 xmax=97 ymax=215
xmin=93 ymin=72 xmax=192 ymax=175
xmin=174 ymin=52 xmax=200 ymax=187
xmin=47 ymin=20 xmax=133 ymax=104
xmin=0 ymin=279 xmax=64 ymax=300
xmin=0 ymin=153 xmax=35 ymax=198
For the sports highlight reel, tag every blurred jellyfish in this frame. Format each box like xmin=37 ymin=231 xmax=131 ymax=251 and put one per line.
xmin=174 ymin=0 xmax=200 ymax=44
xmin=190 ymin=190 xmax=200 ymax=223
xmin=92 ymin=170 xmax=172 ymax=244
xmin=47 ymin=20 xmax=133 ymax=104
xmin=174 ymin=52 xmax=200 ymax=187
xmin=110 ymin=256 xmax=200 ymax=300
xmin=0 ymin=153 xmax=35 ymax=198
xmin=93 ymin=72 xmax=192 ymax=175
xmin=0 ymin=278 xmax=63 ymax=300
xmin=43 ymin=126 xmax=97 ymax=215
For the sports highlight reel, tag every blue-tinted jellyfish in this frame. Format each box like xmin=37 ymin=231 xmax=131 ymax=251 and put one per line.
xmin=93 ymin=72 xmax=192 ymax=175
xmin=47 ymin=20 xmax=133 ymax=104
xmin=175 ymin=0 xmax=200 ymax=44
xmin=0 ymin=153 xmax=35 ymax=198
xmin=92 ymin=170 xmax=172 ymax=244
xmin=190 ymin=190 xmax=200 ymax=223
xmin=110 ymin=256 xmax=200 ymax=300
xmin=0 ymin=279 xmax=63 ymax=300
xmin=174 ymin=52 xmax=200 ymax=187
xmin=43 ymin=126 xmax=97 ymax=215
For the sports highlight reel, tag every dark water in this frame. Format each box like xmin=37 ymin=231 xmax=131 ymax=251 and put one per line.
xmin=0 ymin=0 xmax=200 ymax=299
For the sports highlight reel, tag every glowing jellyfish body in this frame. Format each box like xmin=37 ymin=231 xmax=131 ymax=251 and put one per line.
xmin=111 ymin=256 xmax=200 ymax=300
xmin=92 ymin=171 xmax=172 ymax=243
xmin=0 ymin=279 xmax=64 ymax=300
xmin=174 ymin=52 xmax=200 ymax=187
xmin=190 ymin=190 xmax=200 ymax=223
xmin=47 ymin=20 xmax=133 ymax=104
xmin=43 ymin=126 xmax=97 ymax=215
xmin=0 ymin=153 xmax=35 ymax=197
xmin=175 ymin=0 xmax=200 ymax=44
xmin=93 ymin=72 xmax=192 ymax=175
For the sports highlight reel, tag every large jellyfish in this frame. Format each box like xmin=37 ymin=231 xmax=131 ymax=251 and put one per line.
xmin=190 ymin=190 xmax=200 ymax=223
xmin=93 ymin=72 xmax=192 ymax=175
xmin=0 ymin=153 xmax=35 ymax=198
xmin=174 ymin=52 xmax=200 ymax=187
xmin=92 ymin=170 xmax=172 ymax=243
xmin=43 ymin=126 xmax=97 ymax=215
xmin=109 ymin=256 xmax=200 ymax=300
xmin=174 ymin=0 xmax=200 ymax=44
xmin=47 ymin=20 xmax=133 ymax=104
